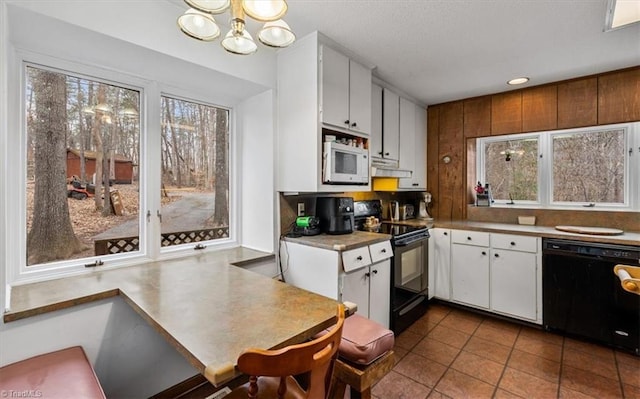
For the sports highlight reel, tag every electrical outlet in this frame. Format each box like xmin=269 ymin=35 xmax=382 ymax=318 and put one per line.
xmin=297 ymin=203 xmax=305 ymax=216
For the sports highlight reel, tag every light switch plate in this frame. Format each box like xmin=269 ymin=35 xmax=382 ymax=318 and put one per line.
xmin=297 ymin=203 xmax=305 ymax=216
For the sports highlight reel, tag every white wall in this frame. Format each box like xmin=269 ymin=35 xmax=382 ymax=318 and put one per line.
xmin=0 ymin=297 xmax=197 ymax=398
xmin=238 ymin=90 xmax=277 ymax=254
xmin=0 ymin=0 xmax=279 ymax=394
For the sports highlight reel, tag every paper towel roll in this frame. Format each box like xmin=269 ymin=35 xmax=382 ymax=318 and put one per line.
xmin=616 ymin=268 xmax=632 ymax=282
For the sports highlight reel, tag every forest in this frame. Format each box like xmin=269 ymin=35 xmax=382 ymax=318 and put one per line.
xmin=26 ymin=66 xmax=229 ymax=266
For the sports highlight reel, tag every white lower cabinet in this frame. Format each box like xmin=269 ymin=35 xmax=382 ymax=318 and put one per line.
xmin=490 ymin=249 xmax=537 ymax=320
xmin=432 ymin=228 xmax=452 ymax=300
xmin=280 ymin=240 xmax=392 ymax=328
xmin=431 ymin=229 xmax=542 ymax=324
xmin=451 ymin=237 xmax=490 ymax=309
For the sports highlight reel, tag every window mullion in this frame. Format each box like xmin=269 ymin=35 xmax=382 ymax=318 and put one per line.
xmin=144 ymin=83 xmax=162 ymax=260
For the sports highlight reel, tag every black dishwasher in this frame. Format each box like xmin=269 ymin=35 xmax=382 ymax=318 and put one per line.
xmin=543 ymin=238 xmax=640 ymax=355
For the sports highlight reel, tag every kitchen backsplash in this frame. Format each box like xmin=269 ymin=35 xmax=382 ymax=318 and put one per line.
xmin=279 ymin=191 xmax=424 ymax=235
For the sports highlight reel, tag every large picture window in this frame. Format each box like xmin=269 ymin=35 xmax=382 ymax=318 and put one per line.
xmin=159 ymin=96 xmax=230 ymax=249
xmin=477 ymin=123 xmax=638 ymax=209
xmin=25 ymin=65 xmax=140 ymax=266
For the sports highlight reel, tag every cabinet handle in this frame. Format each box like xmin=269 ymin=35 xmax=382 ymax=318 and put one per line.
xmin=385 ymin=152 xmax=390 ymax=156
xmin=412 ymin=183 xmax=419 ymax=186
xmin=365 ymin=272 xmax=370 ymax=277
xmin=351 ymin=122 xmax=357 ymax=127
xmin=494 ymin=253 xmax=500 ymax=258
xmin=443 ymin=232 xmax=448 ymax=236
xmin=467 ymin=237 xmax=472 ymax=241
xmin=381 ymin=248 xmax=386 ymax=253
xmin=372 ymin=269 xmax=378 ymax=274
xmin=357 ymin=255 xmax=363 ymax=261
xmin=510 ymin=241 xmax=516 ymax=246
xmin=344 ymin=119 xmax=350 ymax=125
xmin=378 ymin=151 xmax=383 ymax=155
xmin=482 ymin=251 xmax=486 ymax=255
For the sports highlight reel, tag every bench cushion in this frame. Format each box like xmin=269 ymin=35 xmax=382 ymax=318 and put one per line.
xmin=317 ymin=314 xmax=394 ymax=366
xmin=0 ymin=346 xmax=106 ymax=399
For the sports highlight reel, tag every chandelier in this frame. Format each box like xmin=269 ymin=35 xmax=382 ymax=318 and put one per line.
xmin=177 ymin=0 xmax=296 ymax=55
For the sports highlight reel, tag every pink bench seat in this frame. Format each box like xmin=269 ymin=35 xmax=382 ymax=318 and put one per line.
xmin=0 ymin=346 xmax=106 ymax=399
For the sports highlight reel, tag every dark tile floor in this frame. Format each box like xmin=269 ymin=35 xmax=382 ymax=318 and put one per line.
xmin=370 ymin=303 xmax=640 ymax=399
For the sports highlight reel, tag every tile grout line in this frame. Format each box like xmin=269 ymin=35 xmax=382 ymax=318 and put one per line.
xmin=489 ymin=322 xmax=521 ymax=399
xmin=556 ymin=334 xmax=566 ymax=399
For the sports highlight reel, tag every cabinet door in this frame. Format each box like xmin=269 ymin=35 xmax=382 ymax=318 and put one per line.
xmin=371 ymin=83 xmax=384 ymax=158
xmin=491 ymin=250 xmax=537 ymax=320
xmin=382 ymin=89 xmax=400 ymax=161
xmin=342 ymin=267 xmax=370 ymax=320
xmin=349 ymin=59 xmax=371 ymax=135
xmin=369 ymin=260 xmax=391 ymax=328
xmin=451 ymin=243 xmax=489 ymax=309
xmin=433 ymin=229 xmax=451 ymax=300
xmin=321 ymin=45 xmax=350 ymax=130
xmin=398 ymin=97 xmax=416 ymax=189
xmin=412 ymin=103 xmax=427 ymax=189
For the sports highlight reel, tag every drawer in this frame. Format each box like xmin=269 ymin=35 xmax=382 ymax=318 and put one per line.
xmin=451 ymin=230 xmax=490 ymax=247
xmin=369 ymin=240 xmax=393 ymax=263
xmin=491 ymin=233 xmax=538 ymax=253
xmin=342 ymin=246 xmax=372 ymax=272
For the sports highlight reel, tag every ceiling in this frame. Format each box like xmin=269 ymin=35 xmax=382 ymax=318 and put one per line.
xmin=282 ymin=0 xmax=640 ymax=106
xmin=168 ymin=0 xmax=639 ymax=106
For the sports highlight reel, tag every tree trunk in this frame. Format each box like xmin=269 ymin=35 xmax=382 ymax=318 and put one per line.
xmin=77 ymin=78 xmax=87 ymax=182
xmin=213 ymin=109 xmax=228 ymax=225
xmin=93 ymin=83 xmax=105 ymax=211
xmin=27 ymin=69 xmax=83 ymax=265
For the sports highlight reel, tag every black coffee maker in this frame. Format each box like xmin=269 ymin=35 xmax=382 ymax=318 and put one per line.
xmin=316 ymin=197 xmax=355 ymax=235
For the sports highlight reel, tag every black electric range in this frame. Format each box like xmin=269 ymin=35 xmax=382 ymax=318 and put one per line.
xmin=354 ymin=199 xmax=430 ymax=333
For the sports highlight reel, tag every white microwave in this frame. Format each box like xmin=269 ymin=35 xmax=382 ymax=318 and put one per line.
xmin=322 ymin=141 xmax=369 ymax=185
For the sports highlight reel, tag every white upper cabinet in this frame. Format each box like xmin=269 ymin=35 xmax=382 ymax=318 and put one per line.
xmin=382 ymin=88 xmax=400 ymax=161
xmin=276 ymin=33 xmax=372 ymax=192
xmin=398 ymin=99 xmax=427 ymax=190
xmin=321 ymin=45 xmax=371 ymax=136
xmin=371 ymin=83 xmax=384 ymax=158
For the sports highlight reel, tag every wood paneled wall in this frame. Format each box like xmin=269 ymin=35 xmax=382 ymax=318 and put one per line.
xmin=426 ymin=66 xmax=640 ymax=222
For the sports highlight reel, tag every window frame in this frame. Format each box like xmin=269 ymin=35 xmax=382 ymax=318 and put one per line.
xmin=477 ymin=122 xmax=639 ymax=211
xmin=5 ymin=50 xmax=239 ymax=286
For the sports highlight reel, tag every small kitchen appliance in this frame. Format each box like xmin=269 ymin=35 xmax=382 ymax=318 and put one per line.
xmin=322 ymin=141 xmax=369 ymax=185
xmin=316 ymin=197 xmax=355 ymax=235
xmin=292 ymin=216 xmax=321 ymax=236
xmin=418 ymin=192 xmax=431 ymax=219
xmin=389 ymin=201 xmax=400 ymax=221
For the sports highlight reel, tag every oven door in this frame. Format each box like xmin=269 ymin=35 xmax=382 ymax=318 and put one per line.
xmin=393 ymin=239 xmax=428 ymax=307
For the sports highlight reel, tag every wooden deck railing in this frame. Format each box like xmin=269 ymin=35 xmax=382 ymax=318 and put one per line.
xmin=94 ymin=227 xmax=230 ymax=255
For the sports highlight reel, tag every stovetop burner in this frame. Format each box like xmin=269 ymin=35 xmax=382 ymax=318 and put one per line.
xmin=354 ymin=199 xmax=429 ymax=245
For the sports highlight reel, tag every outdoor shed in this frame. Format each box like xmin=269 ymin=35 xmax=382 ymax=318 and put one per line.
xmin=66 ymin=148 xmax=134 ymax=184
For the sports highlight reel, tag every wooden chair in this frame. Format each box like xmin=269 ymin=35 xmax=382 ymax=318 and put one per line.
xmin=225 ymin=305 xmax=345 ymax=399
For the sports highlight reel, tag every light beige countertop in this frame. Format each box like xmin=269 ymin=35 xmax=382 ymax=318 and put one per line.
xmin=5 ymin=247 xmax=339 ymax=386
xmin=435 ymin=221 xmax=640 ymax=247
xmin=282 ymin=230 xmax=392 ymax=251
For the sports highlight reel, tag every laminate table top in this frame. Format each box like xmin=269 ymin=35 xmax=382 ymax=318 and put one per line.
xmin=5 ymin=247 xmax=339 ymax=386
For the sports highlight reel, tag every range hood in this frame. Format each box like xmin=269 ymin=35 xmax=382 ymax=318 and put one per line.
xmin=371 ymin=158 xmax=412 ymax=178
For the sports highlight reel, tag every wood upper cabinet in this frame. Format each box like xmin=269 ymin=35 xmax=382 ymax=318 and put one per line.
xmin=557 ymin=77 xmax=597 ymax=128
xmin=463 ymin=97 xmax=491 ymax=137
xmin=598 ymin=67 xmax=640 ymax=125
xmin=491 ymin=91 xmax=522 ymax=135
xmin=522 ymin=85 xmax=557 ymax=132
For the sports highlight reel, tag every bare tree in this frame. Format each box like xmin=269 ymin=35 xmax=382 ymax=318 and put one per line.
xmin=27 ymin=69 xmax=83 ymax=264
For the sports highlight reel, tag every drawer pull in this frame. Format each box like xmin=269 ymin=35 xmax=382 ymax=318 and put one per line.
xmin=381 ymin=248 xmax=387 ymax=253
xmin=482 ymin=251 xmax=486 ymax=255
xmin=444 ymin=232 xmax=448 ymax=236
xmin=357 ymin=255 xmax=363 ymax=261
xmin=372 ymin=269 xmax=378 ymax=274
xmin=467 ymin=237 xmax=472 ymax=241
xmin=494 ymin=253 xmax=500 ymax=258
xmin=510 ymin=241 xmax=516 ymax=246
xmin=365 ymin=272 xmax=370 ymax=277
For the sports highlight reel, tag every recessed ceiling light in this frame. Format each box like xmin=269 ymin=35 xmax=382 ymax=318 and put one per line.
xmin=508 ymin=77 xmax=530 ymax=85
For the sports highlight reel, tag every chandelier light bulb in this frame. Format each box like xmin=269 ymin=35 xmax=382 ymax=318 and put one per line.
xmin=178 ymin=8 xmax=220 ymax=41
xmin=222 ymin=27 xmax=257 ymax=55
xmin=243 ymin=0 xmax=287 ymax=22
xmin=184 ymin=0 xmax=230 ymax=14
xmin=258 ymin=19 xmax=295 ymax=47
